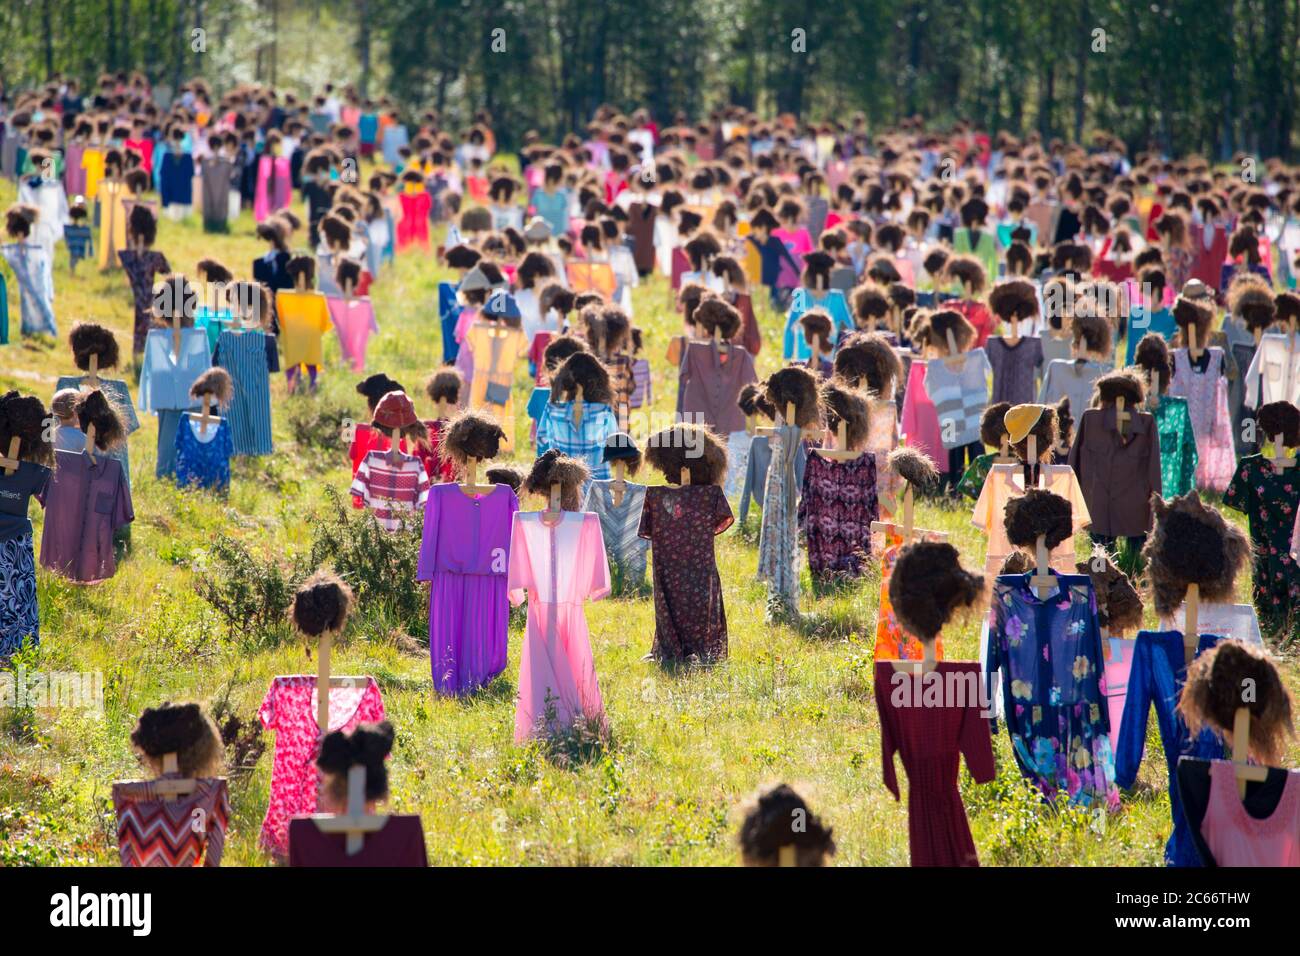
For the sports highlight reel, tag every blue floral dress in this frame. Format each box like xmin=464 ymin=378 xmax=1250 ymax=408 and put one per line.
xmin=988 ymin=572 xmax=1120 ymax=811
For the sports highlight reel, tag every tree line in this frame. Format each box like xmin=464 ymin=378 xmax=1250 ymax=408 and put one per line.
xmin=3 ymin=0 xmax=1298 ymax=158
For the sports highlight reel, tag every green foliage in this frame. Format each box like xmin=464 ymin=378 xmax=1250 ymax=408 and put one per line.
xmin=193 ymin=534 xmax=304 ymax=648
xmin=307 ymin=486 xmax=429 ymax=640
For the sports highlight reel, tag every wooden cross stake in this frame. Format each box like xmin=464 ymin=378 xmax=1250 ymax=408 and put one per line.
xmin=1231 ymin=707 xmax=1269 ymax=799
xmin=171 ymin=312 xmax=182 ymax=361
xmin=944 ymin=329 xmax=963 ymax=369
xmin=573 ymin=383 xmax=584 ymax=427
xmin=1115 ymin=395 xmax=1130 ymax=438
xmin=1183 ymin=582 xmax=1200 ymax=665
xmin=1030 ymin=534 xmax=1057 ymax=599
xmin=612 ymin=459 xmax=627 ymax=507
xmin=459 ymin=456 xmax=495 ymax=496
xmin=317 ymin=631 xmax=333 ymax=731
xmin=995 ymin=435 xmax=1015 ymax=464
xmin=1268 ymin=435 xmax=1295 ymax=472
xmin=313 ymin=764 xmax=387 ymax=856
xmin=680 ymin=466 xmax=691 ymax=487
xmin=546 ymin=482 xmax=562 ymax=519
xmin=0 ymin=437 xmax=20 ymax=476
xmin=86 ymin=353 xmax=100 ymax=388
xmin=1187 ymin=322 xmax=1202 ymax=362
xmin=152 ymin=752 xmax=197 ymax=802
xmin=902 ymin=484 xmax=915 ymax=543
xmin=815 ymin=420 xmax=862 ymax=461
xmin=196 ymin=395 xmax=218 ymax=436
xmin=389 ymin=428 xmax=403 ymax=465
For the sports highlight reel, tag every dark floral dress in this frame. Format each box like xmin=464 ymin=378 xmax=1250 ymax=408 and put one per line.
xmin=796 ymin=451 xmax=878 ymax=586
xmin=638 ymin=484 xmax=733 ymax=663
xmin=119 ymin=248 xmax=171 ymax=352
xmin=1224 ymin=454 xmax=1300 ymax=636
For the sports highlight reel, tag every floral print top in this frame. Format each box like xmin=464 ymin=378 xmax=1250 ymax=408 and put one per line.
xmin=988 ymin=572 xmax=1120 ymax=811
xmin=1224 ymin=454 xmax=1300 ymax=636
xmin=797 ymin=450 xmax=878 ymax=585
xmin=637 ymin=484 xmax=733 ymax=663
xmin=874 ymin=531 xmax=946 ymax=663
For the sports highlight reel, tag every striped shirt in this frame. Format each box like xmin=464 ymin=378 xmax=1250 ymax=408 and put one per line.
xmin=350 ymin=450 xmax=430 ymax=531
xmin=213 ymin=329 xmax=274 ymax=456
xmin=536 ymin=401 xmax=618 ymax=479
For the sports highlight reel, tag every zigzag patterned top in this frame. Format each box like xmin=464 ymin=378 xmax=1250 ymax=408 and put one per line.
xmin=582 ymin=480 xmax=650 ymax=589
xmin=112 ymin=777 xmax=231 ymax=867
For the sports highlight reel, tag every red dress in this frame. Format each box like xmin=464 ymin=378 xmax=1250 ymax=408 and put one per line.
xmin=397 ymin=190 xmax=431 ymax=250
xmin=874 ymin=661 xmax=996 ymax=866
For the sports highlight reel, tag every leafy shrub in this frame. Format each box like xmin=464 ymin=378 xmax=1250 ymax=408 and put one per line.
xmin=308 ymin=486 xmax=429 ymax=639
xmin=285 ymin=395 xmax=354 ymax=457
xmin=193 ymin=534 xmax=305 ymax=648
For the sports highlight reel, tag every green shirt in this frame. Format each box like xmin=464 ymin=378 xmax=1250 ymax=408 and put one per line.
xmin=1154 ymin=395 xmax=1197 ymax=497
xmin=957 ymin=451 xmax=996 ymax=500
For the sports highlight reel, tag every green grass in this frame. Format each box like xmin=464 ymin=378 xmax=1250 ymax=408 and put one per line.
xmin=1 ymin=172 xmax=1297 ymax=867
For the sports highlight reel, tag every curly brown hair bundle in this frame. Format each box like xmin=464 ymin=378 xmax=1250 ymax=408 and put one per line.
xmin=887 ymin=446 xmax=939 ymax=490
xmin=765 ymin=366 xmax=822 ymax=428
xmin=0 ymin=391 xmax=55 ymax=466
xmin=1076 ymin=549 xmax=1144 ymax=634
xmin=290 ymin=569 xmax=354 ymax=638
xmin=819 ymin=381 xmax=870 ymax=451
xmin=1004 ymin=489 xmax=1073 ymax=549
xmin=189 ymin=368 xmax=234 ymax=408
xmin=69 ymin=322 xmax=121 ymax=372
xmin=1142 ymin=492 xmax=1250 ymax=617
xmin=550 ymin=352 xmax=613 ymax=406
xmin=1256 ymin=401 xmax=1300 ymax=447
xmin=987 ymin=279 xmax=1039 ymax=322
xmin=888 ymin=541 xmax=984 ymax=641
xmin=1179 ymin=641 xmax=1294 ymax=765
xmin=737 ymin=782 xmax=836 ymax=867
xmin=524 ymin=449 xmax=590 ymax=510
xmin=441 ymin=410 xmax=507 ymax=466
xmin=644 ymin=424 xmax=729 ymax=486
xmin=130 ymin=702 xmax=223 ymax=778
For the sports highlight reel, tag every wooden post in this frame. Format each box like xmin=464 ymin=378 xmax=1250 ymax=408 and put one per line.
xmin=996 ymin=435 xmax=1015 ymax=464
xmin=317 ymin=632 xmax=332 ymax=732
xmin=547 ymin=482 xmax=562 ymax=517
xmin=161 ymin=753 xmax=180 ymax=802
xmin=1031 ymin=534 xmax=1057 ymax=598
xmin=1230 ymin=707 xmax=1269 ymax=799
xmin=573 ymin=383 xmax=584 ymax=427
xmin=0 ymin=436 xmax=20 ymax=476
xmin=84 ymin=423 xmax=96 ymax=464
xmin=1115 ymin=395 xmax=1130 ymax=438
xmin=680 ymin=466 xmax=691 ymax=487
xmin=1268 ymin=435 xmax=1296 ymax=471
xmin=612 ymin=459 xmax=627 ymax=507
xmin=196 ymin=395 xmax=218 ymax=436
xmin=902 ymin=484 xmax=915 ymax=543
xmin=389 ymin=428 xmax=402 ymax=464
xmin=1184 ymin=582 xmax=1199 ymax=664
xmin=171 ymin=312 xmax=182 ymax=361
xmin=86 ymin=353 xmax=100 ymax=388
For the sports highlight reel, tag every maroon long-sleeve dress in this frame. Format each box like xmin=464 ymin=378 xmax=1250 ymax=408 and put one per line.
xmin=874 ymin=661 xmax=996 ymax=866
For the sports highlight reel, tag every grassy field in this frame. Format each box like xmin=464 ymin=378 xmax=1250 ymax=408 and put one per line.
xmin=0 ymin=172 xmax=1297 ymax=867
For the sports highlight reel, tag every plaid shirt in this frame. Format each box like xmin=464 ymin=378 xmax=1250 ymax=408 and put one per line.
xmin=350 ymin=450 xmax=430 ymax=531
xmin=536 ymin=401 xmax=618 ymax=479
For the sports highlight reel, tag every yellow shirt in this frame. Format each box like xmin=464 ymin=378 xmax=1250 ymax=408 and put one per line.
xmin=972 ymin=463 xmax=1091 ymax=576
xmin=467 ymin=323 xmax=527 ymax=452
xmin=276 ymin=291 xmax=333 ymax=368
xmin=82 ymin=147 xmax=105 ymax=201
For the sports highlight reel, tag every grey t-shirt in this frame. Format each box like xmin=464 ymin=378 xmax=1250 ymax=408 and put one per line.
xmin=1040 ymin=359 xmax=1108 ymax=417
xmin=986 ymin=335 xmax=1044 ymax=406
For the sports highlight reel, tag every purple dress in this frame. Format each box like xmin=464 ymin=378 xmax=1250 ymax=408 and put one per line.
xmin=416 ymin=483 xmax=519 ymax=694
